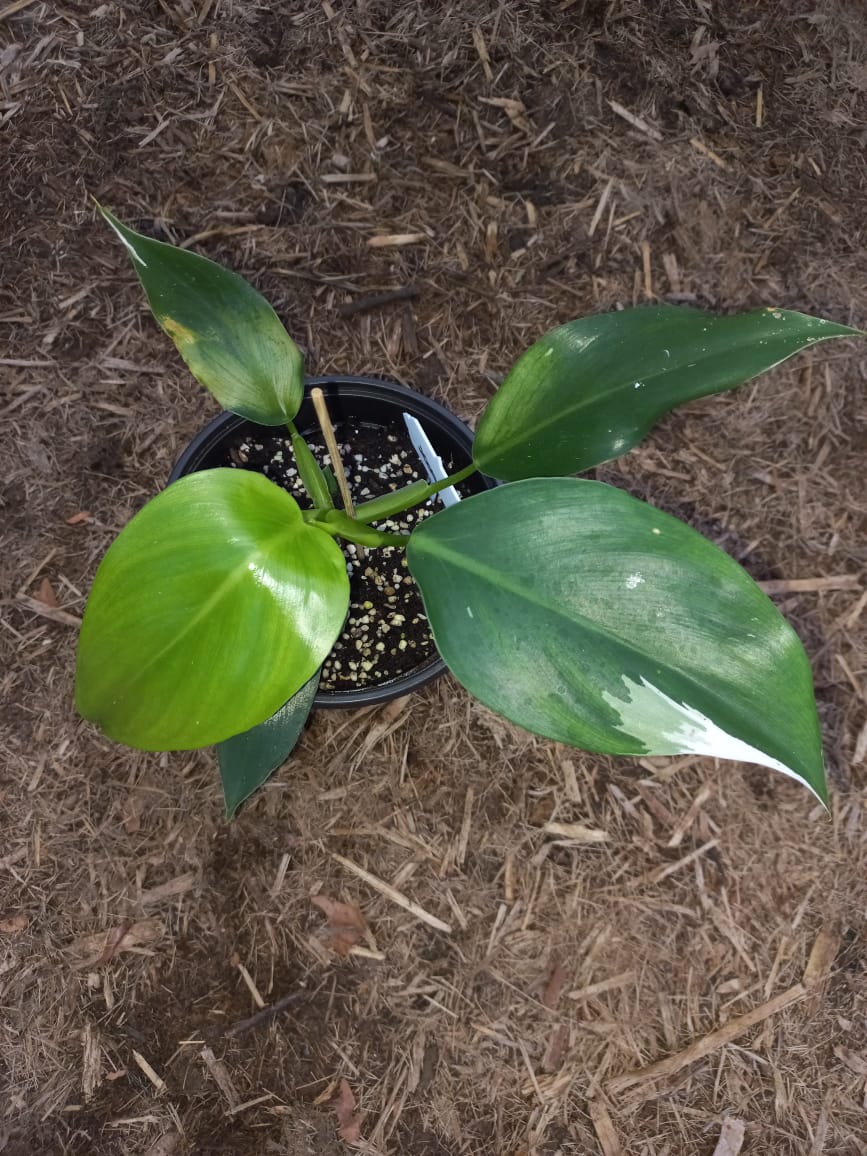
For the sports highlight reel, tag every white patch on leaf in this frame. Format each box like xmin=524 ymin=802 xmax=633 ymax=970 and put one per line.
xmin=601 ymin=675 xmax=822 ymax=801
xmin=105 ymin=218 xmax=148 ymax=267
xmin=625 ymin=572 xmax=644 ymax=589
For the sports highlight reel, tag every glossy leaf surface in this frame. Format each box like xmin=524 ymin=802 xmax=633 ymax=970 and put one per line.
xmin=218 ymin=671 xmax=320 ymax=819
xmin=473 ymin=306 xmax=860 ymax=479
xmin=408 ymin=479 xmax=826 ymax=802
xmin=76 ymin=469 xmax=348 ymax=751
xmin=99 ymin=206 xmax=304 ymax=424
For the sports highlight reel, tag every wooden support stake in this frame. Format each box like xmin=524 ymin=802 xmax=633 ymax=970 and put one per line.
xmin=310 ymin=387 xmax=355 ymax=518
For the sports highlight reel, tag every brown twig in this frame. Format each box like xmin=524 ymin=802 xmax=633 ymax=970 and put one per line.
xmin=223 ymin=989 xmax=311 ymax=1038
xmin=336 ymin=285 xmax=418 ymax=318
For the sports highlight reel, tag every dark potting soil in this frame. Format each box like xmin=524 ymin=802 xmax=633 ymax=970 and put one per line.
xmin=224 ymin=417 xmax=466 ymax=693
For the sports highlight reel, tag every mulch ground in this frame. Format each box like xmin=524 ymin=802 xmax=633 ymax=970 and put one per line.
xmin=1 ymin=2 xmax=866 ymax=1154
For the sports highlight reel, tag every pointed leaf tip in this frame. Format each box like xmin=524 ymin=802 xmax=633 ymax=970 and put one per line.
xmin=218 ymin=671 xmax=320 ymax=818
xmin=473 ymin=305 xmax=861 ymax=479
xmin=97 ymin=205 xmax=304 ymax=424
xmin=408 ymin=478 xmax=827 ymax=804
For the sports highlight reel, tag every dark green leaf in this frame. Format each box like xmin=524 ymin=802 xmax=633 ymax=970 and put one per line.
xmin=408 ymin=479 xmax=826 ymax=802
xmin=218 ymin=671 xmax=320 ymax=819
xmin=99 ymin=205 xmax=304 ymax=424
xmin=75 ymin=469 xmax=349 ymax=750
xmin=473 ymin=306 xmax=861 ymax=479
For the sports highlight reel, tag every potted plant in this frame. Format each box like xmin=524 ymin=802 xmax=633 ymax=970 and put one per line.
xmin=75 ymin=207 xmax=863 ymax=816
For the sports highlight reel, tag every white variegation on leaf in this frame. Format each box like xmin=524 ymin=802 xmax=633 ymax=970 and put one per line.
xmin=408 ymin=478 xmax=828 ymax=805
xmin=600 ymin=675 xmax=825 ymax=802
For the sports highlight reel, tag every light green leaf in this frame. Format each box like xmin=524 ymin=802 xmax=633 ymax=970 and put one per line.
xmin=75 ymin=469 xmax=349 ymax=751
xmin=98 ymin=205 xmax=304 ymax=424
xmin=473 ymin=306 xmax=861 ymax=479
xmin=407 ymin=479 xmax=826 ymax=803
xmin=218 ymin=671 xmax=320 ymax=819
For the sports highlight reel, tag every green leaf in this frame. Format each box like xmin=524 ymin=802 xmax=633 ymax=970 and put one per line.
xmin=98 ymin=205 xmax=304 ymax=424
xmin=407 ymin=479 xmax=826 ymax=803
xmin=289 ymin=422 xmax=333 ymax=509
xmin=218 ymin=671 xmax=320 ymax=819
xmin=473 ymin=306 xmax=861 ymax=479
xmin=75 ymin=469 xmax=349 ymax=751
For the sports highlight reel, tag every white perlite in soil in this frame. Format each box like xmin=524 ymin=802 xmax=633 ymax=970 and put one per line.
xmin=229 ymin=421 xmax=461 ymax=692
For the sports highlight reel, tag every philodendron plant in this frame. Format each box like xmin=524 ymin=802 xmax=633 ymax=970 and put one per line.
xmin=76 ymin=207 xmax=863 ymax=816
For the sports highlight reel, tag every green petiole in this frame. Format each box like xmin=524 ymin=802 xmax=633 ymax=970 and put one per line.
xmin=354 ymin=462 xmax=479 ymax=524
xmin=312 ymin=508 xmax=410 ymax=548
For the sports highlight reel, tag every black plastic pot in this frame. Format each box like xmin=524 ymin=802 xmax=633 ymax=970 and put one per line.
xmin=169 ymin=375 xmax=496 ymax=709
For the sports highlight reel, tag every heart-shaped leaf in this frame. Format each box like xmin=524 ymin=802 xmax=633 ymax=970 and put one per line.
xmin=217 ymin=671 xmax=320 ymax=819
xmin=473 ymin=306 xmax=860 ymax=479
xmin=99 ymin=205 xmax=304 ymax=424
xmin=407 ymin=479 xmax=826 ymax=802
xmin=75 ymin=469 xmax=349 ymax=750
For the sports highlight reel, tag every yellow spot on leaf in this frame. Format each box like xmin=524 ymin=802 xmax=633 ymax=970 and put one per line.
xmin=160 ymin=316 xmax=197 ymax=348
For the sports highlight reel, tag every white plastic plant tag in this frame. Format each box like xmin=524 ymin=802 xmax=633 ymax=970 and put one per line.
xmin=403 ymin=413 xmax=461 ymax=507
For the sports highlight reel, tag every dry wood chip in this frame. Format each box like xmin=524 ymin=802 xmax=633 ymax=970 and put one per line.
xmin=543 ymin=821 xmax=608 ymax=843
xmin=607 ymin=983 xmax=807 ymax=1094
xmin=542 ymin=1023 xmax=569 ymax=1073
xmin=689 ymin=136 xmax=729 ymax=169
xmin=0 ymin=913 xmax=28 ymax=934
xmin=81 ymin=1022 xmax=101 ymax=1103
xmin=712 ymin=1117 xmax=746 ymax=1156
xmin=757 ymin=575 xmax=860 ymax=594
xmin=143 ymin=1132 xmax=180 ymax=1156
xmin=332 ymin=1078 xmax=362 ymax=1143
xmin=138 ymin=872 xmax=197 ymax=906
xmin=479 ymin=96 xmax=531 ymax=132
xmin=15 ymin=593 xmax=81 ymax=627
xmin=331 ymin=852 xmax=451 ymax=933
xmin=232 ymin=955 xmax=265 ymax=1008
xmin=367 ymin=233 xmax=428 ymax=248
xmin=542 ymin=960 xmax=568 ymax=1009
xmin=67 ymin=919 xmax=165 ymax=969
xmin=310 ymin=893 xmax=367 ymax=957
xmin=0 ymin=0 xmax=39 ymax=19
xmin=608 ymin=99 xmax=662 ymax=142
xmin=588 ymin=1097 xmax=623 ymax=1156
xmin=472 ymin=25 xmax=492 ymax=81
xmin=833 ymin=1045 xmax=867 ymax=1076
xmin=199 ymin=1046 xmax=239 ymax=1111
xmin=321 ymin=172 xmax=377 ymax=184
xmin=422 ymin=156 xmax=473 ymax=178
xmin=804 ymin=918 xmax=842 ymax=1012
xmin=568 ymin=970 xmax=635 ymax=1002
xmin=803 ymin=918 xmax=841 ymax=989
xmin=632 ymin=839 xmax=718 ymax=887
xmin=588 ymin=179 xmax=614 ymax=237
xmin=853 ymin=718 xmax=867 ymax=765
xmin=667 ymin=784 xmax=713 ymax=848
xmin=132 ymin=1050 xmax=166 ymax=1095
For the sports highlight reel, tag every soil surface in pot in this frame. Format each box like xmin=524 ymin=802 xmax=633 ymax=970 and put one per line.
xmin=225 ymin=415 xmax=469 ymax=693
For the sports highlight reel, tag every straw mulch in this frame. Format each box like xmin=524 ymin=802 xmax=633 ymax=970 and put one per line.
xmin=1 ymin=3 xmax=866 ymax=1154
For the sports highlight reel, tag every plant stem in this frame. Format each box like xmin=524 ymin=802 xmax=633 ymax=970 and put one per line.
xmin=426 ymin=461 xmax=478 ymax=496
xmin=355 ymin=461 xmax=480 ymax=523
xmin=312 ymin=509 xmax=410 ymax=548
